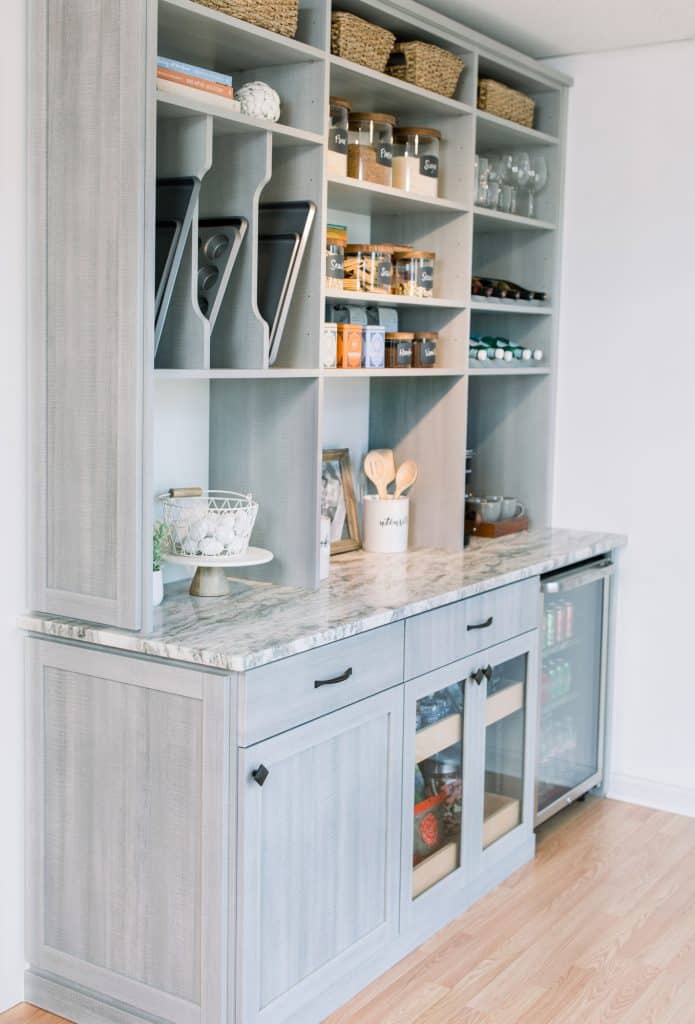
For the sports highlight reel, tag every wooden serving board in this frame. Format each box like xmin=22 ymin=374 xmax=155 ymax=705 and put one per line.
xmin=465 ymin=515 xmax=529 ymax=538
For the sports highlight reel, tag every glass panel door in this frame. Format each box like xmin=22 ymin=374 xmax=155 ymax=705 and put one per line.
xmin=537 ymin=576 xmax=605 ymax=818
xmin=483 ymin=654 xmax=527 ymax=849
xmin=412 ymin=682 xmax=464 ymax=898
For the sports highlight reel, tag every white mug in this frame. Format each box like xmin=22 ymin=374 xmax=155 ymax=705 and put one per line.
xmin=501 ymin=497 xmax=525 ymax=520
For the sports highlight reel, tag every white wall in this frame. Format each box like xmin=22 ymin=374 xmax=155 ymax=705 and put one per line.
xmin=550 ymin=40 xmax=695 ymax=816
xmin=0 ymin=0 xmax=26 ymax=1007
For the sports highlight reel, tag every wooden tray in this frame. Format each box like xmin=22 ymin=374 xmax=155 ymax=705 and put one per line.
xmin=486 ymin=681 xmax=524 ymax=727
xmin=412 ymin=841 xmax=459 ymax=898
xmin=465 ymin=515 xmax=529 ymax=538
xmin=415 ymin=713 xmax=462 ymax=763
xmin=483 ymin=792 xmax=520 ymax=848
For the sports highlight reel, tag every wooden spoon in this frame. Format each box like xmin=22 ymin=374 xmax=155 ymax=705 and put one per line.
xmin=364 ymin=450 xmax=392 ymax=500
xmin=373 ymin=448 xmax=396 ymax=490
xmin=393 ymin=459 xmax=418 ymax=499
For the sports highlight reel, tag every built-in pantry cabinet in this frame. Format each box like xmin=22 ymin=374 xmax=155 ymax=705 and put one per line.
xmin=28 ymin=0 xmax=570 ymax=630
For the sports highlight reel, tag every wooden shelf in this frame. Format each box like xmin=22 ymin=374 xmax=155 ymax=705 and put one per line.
xmin=330 ymin=55 xmax=474 ymax=119
xmin=412 ymin=841 xmax=459 ymax=899
xmin=325 ymin=289 xmax=467 ymax=310
xmin=485 ymin=681 xmax=524 ymax=727
xmin=475 ymin=109 xmax=559 ymax=150
xmin=322 ymin=368 xmax=465 ymax=378
xmin=415 ymin=713 xmax=461 ymax=763
xmin=470 ymin=300 xmax=553 ymax=315
xmin=328 ymin=176 xmax=469 ymax=216
xmin=473 ymin=207 xmax=556 ymax=232
xmin=468 ymin=366 xmax=550 ymax=376
xmin=157 ymin=94 xmax=324 ymax=148
xmin=483 ymin=793 xmax=520 ymax=848
xmin=158 ymin=0 xmax=326 ymax=69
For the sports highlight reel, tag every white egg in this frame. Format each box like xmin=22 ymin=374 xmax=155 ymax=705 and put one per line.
xmin=189 ymin=520 xmax=208 ymax=542
xmin=216 ymin=521 xmax=237 ymax=544
xmin=182 ymin=537 xmax=199 ymax=555
xmin=199 ymin=537 xmax=224 ymax=556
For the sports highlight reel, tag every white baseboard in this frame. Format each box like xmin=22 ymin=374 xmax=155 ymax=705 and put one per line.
xmin=607 ymin=773 xmax=695 ymax=818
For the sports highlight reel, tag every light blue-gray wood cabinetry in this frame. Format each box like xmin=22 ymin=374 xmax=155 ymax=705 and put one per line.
xmin=24 ymin=577 xmax=542 ymax=1024
xmin=28 ymin=0 xmax=153 ymax=630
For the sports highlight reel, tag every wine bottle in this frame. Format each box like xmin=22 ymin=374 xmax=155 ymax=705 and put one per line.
xmin=473 ymin=277 xmax=548 ymax=302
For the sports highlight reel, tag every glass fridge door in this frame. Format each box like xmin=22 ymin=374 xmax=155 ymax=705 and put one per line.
xmin=412 ymin=681 xmax=464 ymax=899
xmin=537 ymin=562 xmax=612 ymax=823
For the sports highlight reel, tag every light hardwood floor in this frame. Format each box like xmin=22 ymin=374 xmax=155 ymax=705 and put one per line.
xmin=5 ymin=798 xmax=695 ymax=1024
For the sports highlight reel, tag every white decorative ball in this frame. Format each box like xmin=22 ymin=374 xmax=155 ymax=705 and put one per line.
xmin=199 ymin=537 xmax=224 ymax=556
xmin=237 ymin=81 xmax=281 ymax=122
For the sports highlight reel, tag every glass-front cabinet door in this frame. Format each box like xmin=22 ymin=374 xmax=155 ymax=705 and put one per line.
xmin=482 ymin=652 xmax=529 ymax=850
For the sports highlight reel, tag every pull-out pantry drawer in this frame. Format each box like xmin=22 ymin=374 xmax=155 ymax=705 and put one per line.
xmin=404 ymin=578 xmax=539 ymax=679
xmin=239 ymin=621 xmax=404 ymax=745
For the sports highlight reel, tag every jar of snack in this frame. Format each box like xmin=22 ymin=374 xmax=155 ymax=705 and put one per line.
xmin=385 ymin=332 xmax=414 ymax=367
xmin=327 ymin=97 xmax=350 ymax=178
xmin=325 ymin=224 xmax=347 ymax=290
xmin=413 ymin=331 xmax=438 ymax=367
xmin=394 ymin=250 xmax=435 ymax=298
xmin=344 ymin=244 xmax=393 ymax=293
xmin=336 ymin=323 xmax=363 ymax=368
xmin=347 ymin=113 xmax=396 ymax=187
xmin=363 ymin=324 xmax=385 ymax=368
xmin=393 ymin=127 xmax=441 ymax=197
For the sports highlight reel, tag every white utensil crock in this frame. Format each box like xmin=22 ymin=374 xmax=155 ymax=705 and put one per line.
xmin=362 ymin=495 xmax=410 ymax=553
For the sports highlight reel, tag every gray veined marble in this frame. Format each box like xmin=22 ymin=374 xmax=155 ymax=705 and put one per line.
xmin=20 ymin=529 xmax=626 ymax=673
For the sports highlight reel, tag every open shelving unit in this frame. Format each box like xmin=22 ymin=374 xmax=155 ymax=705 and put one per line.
xmin=151 ymin=0 xmax=570 ymax=596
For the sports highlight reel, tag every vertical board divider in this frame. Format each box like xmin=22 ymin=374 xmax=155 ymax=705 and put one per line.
xmin=156 ymin=112 xmax=213 ymax=369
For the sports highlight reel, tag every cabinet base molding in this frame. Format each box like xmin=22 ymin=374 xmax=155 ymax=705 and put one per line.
xmin=24 ymin=972 xmax=162 ymax=1024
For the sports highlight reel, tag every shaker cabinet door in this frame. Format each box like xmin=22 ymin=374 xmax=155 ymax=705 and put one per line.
xmin=237 ymin=689 xmax=403 ymax=1024
xmin=28 ymin=0 xmax=152 ymax=628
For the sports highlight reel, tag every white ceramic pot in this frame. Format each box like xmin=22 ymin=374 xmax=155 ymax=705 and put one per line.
xmin=153 ymin=569 xmax=164 ymax=606
xmin=362 ymin=495 xmax=410 ymax=553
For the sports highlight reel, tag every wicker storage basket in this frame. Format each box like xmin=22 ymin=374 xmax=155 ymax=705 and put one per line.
xmin=191 ymin=0 xmax=298 ymax=39
xmin=387 ymin=41 xmax=465 ymax=99
xmin=477 ymin=78 xmax=535 ymax=128
xmin=331 ymin=12 xmax=396 ymax=73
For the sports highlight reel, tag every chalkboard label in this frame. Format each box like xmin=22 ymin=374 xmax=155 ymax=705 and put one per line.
xmin=329 ymin=128 xmax=348 ymax=154
xmin=376 ymin=259 xmax=392 ymax=288
xmin=377 ymin=144 xmax=393 ymax=168
xmin=420 ymin=154 xmax=439 ymax=179
xmin=417 ymin=264 xmax=434 ymax=289
xmin=325 ymin=252 xmax=344 ymax=280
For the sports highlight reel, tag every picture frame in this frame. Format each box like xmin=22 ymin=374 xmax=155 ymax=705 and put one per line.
xmin=321 ymin=448 xmax=361 ymax=555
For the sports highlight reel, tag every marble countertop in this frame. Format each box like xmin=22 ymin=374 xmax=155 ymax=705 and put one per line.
xmin=20 ymin=528 xmax=626 ymax=673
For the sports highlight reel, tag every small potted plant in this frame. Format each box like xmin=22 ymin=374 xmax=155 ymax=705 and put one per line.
xmin=153 ymin=520 xmax=167 ymax=606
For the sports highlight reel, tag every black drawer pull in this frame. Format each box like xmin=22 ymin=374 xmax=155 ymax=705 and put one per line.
xmin=252 ymin=764 xmax=269 ymax=787
xmin=472 ymin=668 xmax=485 ymax=685
xmin=467 ymin=616 xmax=493 ymax=632
xmin=483 ymin=665 xmax=493 ymax=681
xmin=314 ymin=666 xmax=353 ymax=689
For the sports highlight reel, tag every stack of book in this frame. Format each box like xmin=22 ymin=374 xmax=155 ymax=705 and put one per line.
xmin=157 ymin=56 xmax=241 ymax=112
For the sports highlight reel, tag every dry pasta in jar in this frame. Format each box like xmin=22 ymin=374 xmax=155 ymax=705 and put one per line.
xmin=325 ymin=224 xmax=347 ymax=289
xmin=393 ymin=250 xmax=435 ymax=298
xmin=344 ymin=244 xmax=393 ymax=293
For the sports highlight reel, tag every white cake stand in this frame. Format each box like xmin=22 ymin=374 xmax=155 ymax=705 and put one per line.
xmin=164 ymin=547 xmax=274 ymax=597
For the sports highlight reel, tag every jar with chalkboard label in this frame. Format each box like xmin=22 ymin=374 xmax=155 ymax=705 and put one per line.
xmin=412 ymin=331 xmax=438 ymax=367
xmin=385 ymin=331 xmax=414 ymax=367
xmin=394 ymin=251 xmax=435 ymax=298
xmin=345 ymin=244 xmax=394 ymax=294
xmin=327 ymin=97 xmax=351 ymax=178
xmin=348 ymin=113 xmax=396 ymax=188
xmin=325 ymin=224 xmax=347 ymax=290
xmin=393 ymin=127 xmax=441 ymax=197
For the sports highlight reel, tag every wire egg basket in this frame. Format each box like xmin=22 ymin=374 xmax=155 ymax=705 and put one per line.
xmin=159 ymin=490 xmax=259 ymax=559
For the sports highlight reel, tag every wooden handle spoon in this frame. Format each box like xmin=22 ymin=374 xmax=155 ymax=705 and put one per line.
xmin=393 ymin=459 xmax=418 ymax=500
xmin=364 ymin=450 xmax=391 ymax=500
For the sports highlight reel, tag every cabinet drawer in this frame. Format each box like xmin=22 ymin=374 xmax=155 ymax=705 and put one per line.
xmin=404 ymin=578 xmax=539 ymax=679
xmin=240 ymin=621 xmax=404 ymax=745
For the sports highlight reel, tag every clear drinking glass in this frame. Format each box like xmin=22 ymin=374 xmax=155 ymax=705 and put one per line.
xmin=526 ymin=154 xmax=548 ymax=218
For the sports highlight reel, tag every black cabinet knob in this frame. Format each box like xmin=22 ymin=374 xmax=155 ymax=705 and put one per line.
xmin=472 ymin=668 xmax=484 ymax=685
xmin=483 ymin=665 xmax=493 ymax=681
xmin=252 ymin=764 xmax=270 ymax=787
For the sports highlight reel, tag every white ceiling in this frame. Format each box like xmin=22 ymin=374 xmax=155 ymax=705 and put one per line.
xmin=424 ymin=0 xmax=695 ymax=58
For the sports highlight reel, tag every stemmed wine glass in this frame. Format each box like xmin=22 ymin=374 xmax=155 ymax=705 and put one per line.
xmin=525 ymin=154 xmax=548 ymax=218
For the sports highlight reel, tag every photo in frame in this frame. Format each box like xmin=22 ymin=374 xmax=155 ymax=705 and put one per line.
xmin=321 ymin=448 xmax=361 ymax=554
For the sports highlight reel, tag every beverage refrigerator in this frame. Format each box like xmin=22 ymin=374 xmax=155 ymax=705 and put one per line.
xmin=536 ymin=557 xmax=614 ymax=825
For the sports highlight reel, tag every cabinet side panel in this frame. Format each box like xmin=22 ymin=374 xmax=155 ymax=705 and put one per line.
xmin=30 ymin=0 xmax=146 ymax=626
xmin=42 ymin=666 xmax=202 ymax=1004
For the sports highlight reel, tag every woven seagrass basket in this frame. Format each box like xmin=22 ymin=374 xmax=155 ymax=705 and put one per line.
xmin=387 ymin=40 xmax=465 ymax=98
xmin=478 ymin=78 xmax=535 ymax=128
xmin=191 ymin=0 xmax=298 ymax=39
xmin=331 ymin=11 xmax=396 ymax=73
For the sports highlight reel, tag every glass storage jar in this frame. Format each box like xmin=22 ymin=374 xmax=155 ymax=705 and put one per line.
xmin=412 ymin=331 xmax=438 ymax=367
xmin=393 ymin=126 xmax=441 ymax=197
xmin=385 ymin=332 xmax=414 ymax=367
xmin=344 ymin=244 xmax=393 ymax=293
xmin=394 ymin=250 xmax=435 ymax=298
xmin=347 ymin=112 xmax=396 ymax=187
xmin=325 ymin=224 xmax=347 ymax=290
xmin=327 ymin=97 xmax=351 ymax=178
